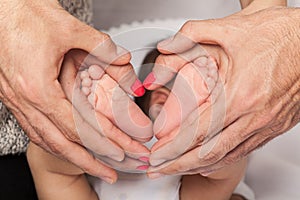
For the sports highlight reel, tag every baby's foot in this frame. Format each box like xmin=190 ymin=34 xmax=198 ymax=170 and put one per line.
xmin=153 ymin=54 xmax=219 ymax=140
xmin=79 ymin=65 xmax=105 ymax=104
xmin=59 ymin=50 xmax=152 ymax=172
xmin=79 ymin=65 xmax=153 ymax=143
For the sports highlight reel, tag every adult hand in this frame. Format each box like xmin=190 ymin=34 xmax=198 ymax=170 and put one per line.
xmin=60 ymin=49 xmax=152 ymax=173
xmin=146 ymin=6 xmax=300 ymax=177
xmin=0 ymin=0 xmax=150 ymax=183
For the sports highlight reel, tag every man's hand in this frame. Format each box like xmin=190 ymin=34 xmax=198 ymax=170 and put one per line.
xmin=0 ymin=0 xmax=149 ymax=183
xmin=146 ymin=6 xmax=300 ymax=177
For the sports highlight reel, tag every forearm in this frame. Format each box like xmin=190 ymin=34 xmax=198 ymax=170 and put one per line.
xmin=240 ymin=0 xmax=287 ymax=9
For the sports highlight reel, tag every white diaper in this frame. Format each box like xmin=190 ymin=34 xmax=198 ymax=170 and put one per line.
xmin=88 ymin=172 xmax=255 ymax=200
xmin=88 ymin=137 xmax=182 ymax=200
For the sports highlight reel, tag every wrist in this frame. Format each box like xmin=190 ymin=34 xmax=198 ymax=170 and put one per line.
xmin=240 ymin=0 xmax=287 ymax=13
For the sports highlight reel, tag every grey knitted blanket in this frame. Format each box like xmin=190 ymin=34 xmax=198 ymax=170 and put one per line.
xmin=0 ymin=0 xmax=93 ymax=155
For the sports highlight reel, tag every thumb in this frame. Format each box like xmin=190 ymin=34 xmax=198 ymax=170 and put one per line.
xmin=157 ymin=19 xmax=233 ymax=55
xmin=69 ymin=19 xmax=131 ymax=66
xmin=144 ymin=19 xmax=233 ymax=90
xmin=66 ymin=18 xmax=147 ymax=96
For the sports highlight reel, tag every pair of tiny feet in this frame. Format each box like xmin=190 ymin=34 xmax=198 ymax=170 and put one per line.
xmin=77 ymin=54 xmax=218 ymax=171
xmin=79 ymin=55 xmax=218 ymax=108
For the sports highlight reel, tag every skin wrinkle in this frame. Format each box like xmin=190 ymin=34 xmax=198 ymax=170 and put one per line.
xmin=269 ymin=44 xmax=299 ymax=103
xmin=1 ymin=0 xmax=132 ymax=181
xmin=226 ymin=101 xmax=296 ymax=166
xmin=150 ymin=6 xmax=300 ymax=176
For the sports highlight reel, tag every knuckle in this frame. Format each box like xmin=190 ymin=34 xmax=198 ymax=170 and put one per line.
xmin=16 ymin=79 xmax=46 ymax=106
xmin=103 ymin=121 xmax=124 ymax=140
xmin=47 ymin=141 xmax=65 ymax=156
xmin=223 ymin=153 xmax=238 ymax=165
xmin=178 ymin=64 xmax=191 ymax=76
xmin=29 ymin=134 xmax=43 ymax=145
xmin=171 ymin=147 xmax=185 ymax=159
xmin=64 ymin=131 xmax=81 ymax=143
xmin=154 ymin=55 xmax=176 ymax=74
xmin=99 ymin=32 xmax=112 ymax=44
xmin=175 ymin=161 xmax=188 ymax=172
xmin=108 ymin=64 xmax=133 ymax=83
xmin=101 ymin=32 xmax=111 ymax=41
xmin=270 ymin=122 xmax=285 ymax=133
xmin=156 ymin=54 xmax=169 ymax=66
xmin=24 ymin=126 xmax=43 ymax=144
xmin=181 ymin=20 xmax=195 ymax=35
xmin=202 ymin=151 xmax=221 ymax=164
xmin=1 ymin=85 xmax=16 ymax=104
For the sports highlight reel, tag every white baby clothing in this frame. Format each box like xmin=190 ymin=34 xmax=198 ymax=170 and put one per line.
xmin=88 ymin=172 xmax=181 ymax=200
xmin=88 ymin=172 xmax=254 ymax=200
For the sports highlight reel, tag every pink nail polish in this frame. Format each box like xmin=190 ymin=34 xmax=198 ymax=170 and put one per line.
xmin=135 ymin=86 xmax=145 ymax=97
xmin=139 ymin=156 xmax=150 ymax=163
xmin=143 ymin=72 xmax=156 ymax=88
xmin=136 ymin=165 xmax=149 ymax=170
xmin=131 ymin=79 xmax=145 ymax=96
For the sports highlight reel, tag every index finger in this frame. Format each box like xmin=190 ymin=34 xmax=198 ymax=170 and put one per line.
xmin=144 ymin=44 xmax=209 ymax=90
xmin=68 ymin=19 xmax=131 ymax=66
xmin=65 ymin=50 xmax=145 ymax=97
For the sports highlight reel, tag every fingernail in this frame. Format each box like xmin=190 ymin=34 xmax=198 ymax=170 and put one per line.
xmin=148 ymin=172 xmax=164 ymax=179
xmin=194 ymin=56 xmax=208 ymax=67
xmin=111 ymin=155 xmax=124 ymax=162
xmin=134 ymin=87 xmax=145 ymax=97
xmin=136 ymin=165 xmax=149 ymax=170
xmin=109 ymin=152 xmax=125 ymax=162
xmin=200 ymin=170 xmax=213 ymax=177
xmin=208 ymin=56 xmax=217 ymax=68
xmin=131 ymin=79 xmax=145 ymax=96
xmin=139 ymin=156 xmax=150 ymax=163
xmin=149 ymin=158 xmax=166 ymax=167
xmin=143 ymin=72 xmax=156 ymax=88
xmin=158 ymin=36 xmax=174 ymax=47
xmin=117 ymin=46 xmax=128 ymax=56
xmin=102 ymin=177 xmax=115 ymax=184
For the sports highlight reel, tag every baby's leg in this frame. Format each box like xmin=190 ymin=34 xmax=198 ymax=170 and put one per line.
xmin=152 ymin=49 xmax=220 ymax=152
xmin=27 ymin=142 xmax=98 ymax=200
xmin=180 ymin=159 xmax=248 ymax=200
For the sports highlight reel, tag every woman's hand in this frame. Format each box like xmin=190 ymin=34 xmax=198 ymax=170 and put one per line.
xmin=147 ymin=6 xmax=300 ymax=176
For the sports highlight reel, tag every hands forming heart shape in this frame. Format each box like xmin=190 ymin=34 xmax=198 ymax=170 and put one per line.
xmin=1 ymin=0 xmax=298 ymax=186
xmin=59 ymin=37 xmax=226 ymax=174
xmin=57 ymin=5 xmax=300 ymax=182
